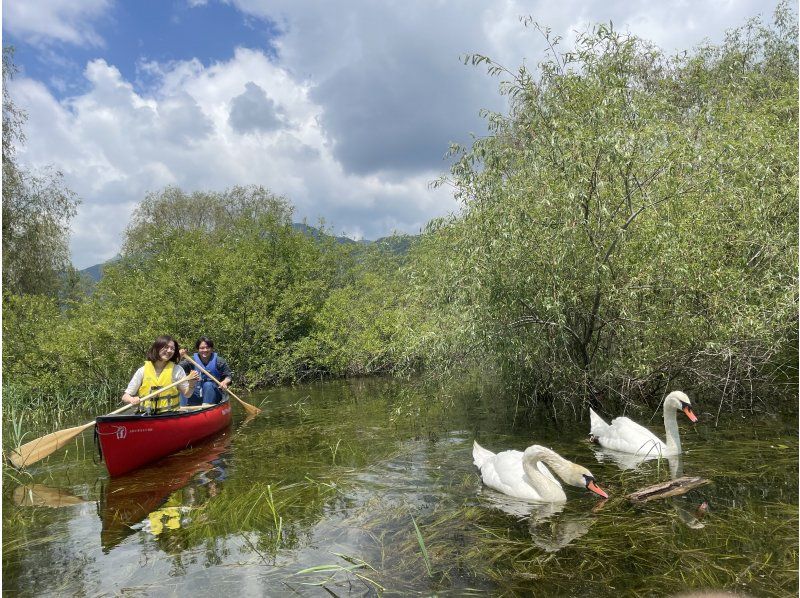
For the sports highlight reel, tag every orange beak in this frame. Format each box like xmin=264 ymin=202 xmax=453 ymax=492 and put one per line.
xmin=682 ymin=405 xmax=698 ymax=423
xmin=587 ymin=480 xmax=609 ymax=499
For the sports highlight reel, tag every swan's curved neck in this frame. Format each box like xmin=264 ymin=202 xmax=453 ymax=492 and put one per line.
xmin=522 ymin=447 xmax=568 ymax=502
xmin=662 ymin=402 xmax=681 ymax=453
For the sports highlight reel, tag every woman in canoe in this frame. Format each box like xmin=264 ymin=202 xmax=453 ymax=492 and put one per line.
xmin=122 ymin=335 xmax=199 ymax=413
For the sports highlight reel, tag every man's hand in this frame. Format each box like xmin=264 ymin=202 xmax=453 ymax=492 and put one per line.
xmin=179 ymin=348 xmax=188 ymax=359
xmin=219 ymin=378 xmax=231 ymax=390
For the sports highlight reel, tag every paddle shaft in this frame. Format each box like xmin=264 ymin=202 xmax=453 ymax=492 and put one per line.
xmin=8 ymin=375 xmax=192 ymax=469
xmin=182 ymin=354 xmax=261 ymax=415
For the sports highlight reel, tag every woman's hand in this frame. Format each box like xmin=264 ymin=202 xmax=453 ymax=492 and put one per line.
xmin=122 ymin=393 xmax=141 ymax=405
xmin=178 ymin=370 xmax=199 ymax=396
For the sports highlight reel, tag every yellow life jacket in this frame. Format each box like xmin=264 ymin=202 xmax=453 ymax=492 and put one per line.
xmin=140 ymin=361 xmax=180 ymax=412
xmin=148 ymin=506 xmax=183 ymax=535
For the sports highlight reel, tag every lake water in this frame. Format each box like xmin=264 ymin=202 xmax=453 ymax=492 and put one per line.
xmin=3 ymin=377 xmax=797 ymax=596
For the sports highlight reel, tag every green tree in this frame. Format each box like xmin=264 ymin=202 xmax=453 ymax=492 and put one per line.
xmin=3 ymin=181 xmax=418 ymax=408
xmin=2 ymin=46 xmax=79 ymax=297
xmin=121 ymin=185 xmax=293 ymax=256
xmin=19 ymin=185 xmax=339 ymax=393
xmin=411 ymin=5 xmax=797 ymax=410
xmin=302 ymin=242 xmax=412 ymax=376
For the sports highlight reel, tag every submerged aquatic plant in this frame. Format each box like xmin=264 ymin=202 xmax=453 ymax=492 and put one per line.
xmin=411 ymin=513 xmax=433 ymax=577
xmin=292 ymin=552 xmax=387 ymax=593
xmin=2 ymin=377 xmax=796 ymax=597
xmin=264 ymin=485 xmax=283 ymax=552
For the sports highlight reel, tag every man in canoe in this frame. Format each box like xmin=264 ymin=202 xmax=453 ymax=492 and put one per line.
xmin=178 ymin=336 xmax=233 ymax=407
xmin=122 ymin=335 xmax=199 ymax=413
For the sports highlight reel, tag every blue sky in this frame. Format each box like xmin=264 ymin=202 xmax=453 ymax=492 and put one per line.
xmin=5 ymin=1 xmax=281 ymax=99
xmin=3 ymin=0 xmax=785 ymax=268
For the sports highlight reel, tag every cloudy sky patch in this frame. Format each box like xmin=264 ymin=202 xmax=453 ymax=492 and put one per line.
xmin=2 ymin=0 xmax=783 ymax=268
xmin=228 ymin=82 xmax=284 ymax=134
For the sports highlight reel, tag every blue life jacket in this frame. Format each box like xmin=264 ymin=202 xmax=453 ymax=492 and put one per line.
xmin=193 ymin=352 xmax=222 ymax=383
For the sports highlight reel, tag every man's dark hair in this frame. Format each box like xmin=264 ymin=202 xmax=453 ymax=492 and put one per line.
xmin=195 ymin=336 xmax=215 ymax=350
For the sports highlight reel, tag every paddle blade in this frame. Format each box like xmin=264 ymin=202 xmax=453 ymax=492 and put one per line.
xmin=7 ymin=422 xmax=94 ymax=468
xmin=237 ymin=398 xmax=261 ymax=416
xmin=13 ymin=484 xmax=88 ymax=508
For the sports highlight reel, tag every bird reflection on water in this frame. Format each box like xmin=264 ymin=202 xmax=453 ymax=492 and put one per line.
xmin=591 ymin=445 xmax=685 ymax=478
xmin=590 ymin=447 xmax=708 ymax=529
xmin=477 ymin=488 xmax=600 ymax=553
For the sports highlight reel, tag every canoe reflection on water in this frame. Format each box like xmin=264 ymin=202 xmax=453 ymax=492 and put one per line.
xmin=98 ymin=428 xmax=232 ymax=552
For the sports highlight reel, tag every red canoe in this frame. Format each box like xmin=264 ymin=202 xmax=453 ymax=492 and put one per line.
xmin=95 ymin=401 xmax=232 ymax=476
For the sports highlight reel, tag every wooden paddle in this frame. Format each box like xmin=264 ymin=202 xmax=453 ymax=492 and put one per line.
xmin=13 ymin=484 xmax=90 ymax=508
xmin=181 ymin=353 xmax=261 ymax=416
xmin=7 ymin=375 xmax=192 ymax=469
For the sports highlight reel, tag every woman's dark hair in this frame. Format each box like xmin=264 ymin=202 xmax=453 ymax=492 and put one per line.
xmin=146 ymin=335 xmax=180 ymax=363
xmin=195 ymin=336 xmax=215 ymax=350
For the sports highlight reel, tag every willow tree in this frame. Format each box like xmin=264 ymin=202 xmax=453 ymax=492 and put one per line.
xmin=2 ymin=47 xmax=79 ymax=298
xmin=414 ymin=5 xmax=797 ymax=410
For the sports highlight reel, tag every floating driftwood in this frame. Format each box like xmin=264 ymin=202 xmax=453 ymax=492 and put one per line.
xmin=627 ymin=476 xmax=710 ymax=503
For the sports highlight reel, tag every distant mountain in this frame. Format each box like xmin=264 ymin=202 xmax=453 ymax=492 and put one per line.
xmin=370 ymin=234 xmax=415 ymax=254
xmin=293 ymin=222 xmax=417 ymax=253
xmin=79 ymin=224 xmax=416 ymax=283
xmin=80 ymin=255 xmax=121 ymax=282
xmin=291 ymin=222 xmax=359 ymax=245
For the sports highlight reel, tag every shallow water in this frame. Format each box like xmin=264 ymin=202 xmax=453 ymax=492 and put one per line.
xmin=3 ymin=378 xmax=798 ymax=596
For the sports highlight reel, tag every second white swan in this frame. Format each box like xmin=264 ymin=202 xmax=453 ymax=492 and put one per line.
xmin=472 ymin=441 xmax=608 ymax=502
xmin=589 ymin=390 xmax=698 ymax=456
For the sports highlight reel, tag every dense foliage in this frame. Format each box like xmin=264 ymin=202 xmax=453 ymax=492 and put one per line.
xmin=408 ymin=6 xmax=798 ymax=410
xmin=2 ymin=185 xmax=414 ymax=407
xmin=2 ymin=46 xmax=86 ymax=415
xmin=2 ymin=6 xmax=796 ymax=419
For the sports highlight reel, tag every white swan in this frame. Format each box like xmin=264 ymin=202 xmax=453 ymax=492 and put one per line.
xmin=589 ymin=391 xmax=698 ymax=457
xmin=472 ymin=441 xmax=608 ymax=502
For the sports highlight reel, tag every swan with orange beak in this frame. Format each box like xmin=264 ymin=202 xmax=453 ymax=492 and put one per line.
xmin=474 ymin=442 xmax=609 ymax=502
xmin=589 ymin=391 xmax=698 ymax=457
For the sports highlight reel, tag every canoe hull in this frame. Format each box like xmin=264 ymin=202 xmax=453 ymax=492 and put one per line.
xmin=96 ymin=401 xmax=232 ymax=476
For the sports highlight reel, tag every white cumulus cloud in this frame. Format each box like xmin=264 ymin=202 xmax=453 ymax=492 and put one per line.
xmin=4 ymin=0 xmax=784 ymax=268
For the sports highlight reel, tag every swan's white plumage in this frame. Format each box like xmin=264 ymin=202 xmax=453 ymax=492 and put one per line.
xmin=473 ymin=443 xmax=559 ymax=501
xmin=589 ymin=409 xmax=667 ymax=456
xmin=588 ymin=391 xmax=696 ymax=457
xmin=471 ymin=441 xmax=611 ymax=503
